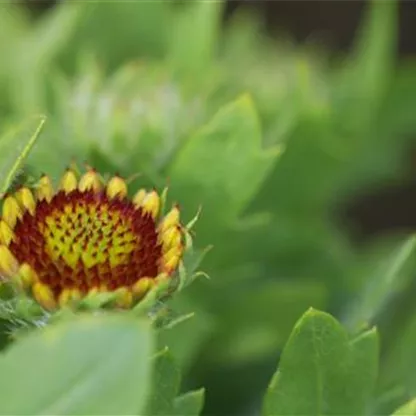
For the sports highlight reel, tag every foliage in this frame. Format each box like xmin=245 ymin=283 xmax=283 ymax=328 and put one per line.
xmin=0 ymin=0 xmax=415 ymax=415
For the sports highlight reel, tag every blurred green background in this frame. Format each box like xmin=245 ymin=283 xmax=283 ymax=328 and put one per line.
xmin=2 ymin=1 xmax=416 ymax=415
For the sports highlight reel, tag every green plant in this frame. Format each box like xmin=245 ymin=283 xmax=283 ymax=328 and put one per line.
xmin=0 ymin=0 xmax=415 ymax=414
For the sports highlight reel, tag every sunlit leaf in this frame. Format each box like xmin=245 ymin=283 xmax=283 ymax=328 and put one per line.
xmin=173 ymin=389 xmax=205 ymax=416
xmin=392 ymin=398 xmax=416 ymax=415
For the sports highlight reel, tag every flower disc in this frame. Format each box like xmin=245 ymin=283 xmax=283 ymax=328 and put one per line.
xmin=0 ymin=169 xmax=184 ymax=309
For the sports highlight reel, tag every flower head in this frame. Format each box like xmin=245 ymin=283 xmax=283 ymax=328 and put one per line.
xmin=0 ymin=168 xmax=184 ymax=310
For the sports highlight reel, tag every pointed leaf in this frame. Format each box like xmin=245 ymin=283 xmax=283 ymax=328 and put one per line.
xmin=173 ymin=389 xmax=205 ymax=416
xmin=169 ymin=95 xmax=281 ymax=239
xmin=0 ymin=314 xmax=153 ymax=415
xmin=144 ymin=348 xmax=181 ymax=416
xmin=334 ymin=0 xmax=397 ymax=132
xmin=0 ymin=115 xmax=46 ymax=195
xmin=344 ymin=235 xmax=416 ymax=332
xmin=262 ymin=309 xmax=379 ymax=416
xmin=168 ymin=1 xmax=222 ymax=80
xmin=392 ymin=398 xmax=416 ymax=415
xmin=61 ymin=2 xmax=169 ymax=71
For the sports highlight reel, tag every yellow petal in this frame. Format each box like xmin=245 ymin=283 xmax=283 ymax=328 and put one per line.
xmin=60 ymin=169 xmax=78 ymax=194
xmin=32 ymin=282 xmax=56 ymax=310
xmin=141 ymin=191 xmax=160 ymax=219
xmin=133 ymin=189 xmax=146 ymax=207
xmin=36 ymin=175 xmax=54 ymax=202
xmin=160 ymin=225 xmax=182 ymax=253
xmin=106 ymin=176 xmax=127 ymax=199
xmin=155 ymin=272 xmax=169 ymax=284
xmin=161 ymin=245 xmax=183 ymax=274
xmin=58 ymin=288 xmax=82 ymax=307
xmin=2 ymin=195 xmax=23 ymax=228
xmin=15 ymin=187 xmax=36 ymax=215
xmin=158 ymin=205 xmax=180 ymax=233
xmin=18 ymin=263 xmax=38 ymax=288
xmin=0 ymin=220 xmax=14 ymax=245
xmin=132 ymin=277 xmax=154 ymax=298
xmin=0 ymin=245 xmax=19 ymax=277
xmin=114 ymin=287 xmax=133 ymax=308
xmin=79 ymin=170 xmax=102 ymax=192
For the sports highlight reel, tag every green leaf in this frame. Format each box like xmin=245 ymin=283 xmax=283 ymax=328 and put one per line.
xmin=168 ymin=1 xmax=223 ymax=81
xmin=392 ymin=398 xmax=416 ymax=415
xmin=157 ymin=295 xmax=216 ymax=372
xmin=11 ymin=3 xmax=84 ymax=114
xmin=381 ymin=311 xmax=416 ymax=404
xmin=344 ymin=235 xmax=416 ymax=333
xmin=207 ymin=280 xmax=328 ymax=365
xmin=0 ymin=115 xmax=46 ymax=195
xmin=61 ymin=2 xmax=169 ymax=72
xmin=173 ymin=389 xmax=205 ymax=416
xmin=169 ymin=94 xmax=281 ymax=240
xmin=333 ymin=0 xmax=397 ymax=133
xmin=145 ymin=348 xmax=181 ymax=416
xmin=0 ymin=314 xmax=153 ymax=415
xmin=262 ymin=309 xmax=379 ymax=416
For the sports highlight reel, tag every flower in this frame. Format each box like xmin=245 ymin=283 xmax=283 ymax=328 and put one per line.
xmin=0 ymin=168 xmax=184 ymax=311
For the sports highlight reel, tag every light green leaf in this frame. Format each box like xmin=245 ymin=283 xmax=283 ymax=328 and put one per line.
xmin=145 ymin=348 xmax=181 ymax=416
xmin=0 ymin=314 xmax=153 ymax=415
xmin=344 ymin=235 xmax=416 ymax=333
xmin=262 ymin=309 xmax=379 ymax=416
xmin=0 ymin=115 xmax=46 ymax=195
xmin=173 ymin=389 xmax=205 ymax=416
xmin=168 ymin=1 xmax=223 ymax=80
xmin=61 ymin=2 xmax=169 ymax=72
xmin=334 ymin=0 xmax=397 ymax=132
xmin=11 ymin=3 xmax=85 ymax=114
xmin=393 ymin=398 xmax=416 ymax=415
xmin=169 ymin=94 xmax=281 ymax=240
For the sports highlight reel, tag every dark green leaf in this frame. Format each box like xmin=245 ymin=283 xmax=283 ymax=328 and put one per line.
xmin=207 ymin=280 xmax=328 ymax=365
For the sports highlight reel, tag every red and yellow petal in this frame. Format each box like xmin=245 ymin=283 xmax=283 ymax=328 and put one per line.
xmin=2 ymin=195 xmax=23 ymax=228
xmin=159 ymin=205 xmax=180 ymax=233
xmin=78 ymin=169 xmax=102 ymax=192
xmin=15 ymin=187 xmax=36 ymax=215
xmin=106 ymin=175 xmax=127 ymax=199
xmin=18 ymin=263 xmax=38 ymax=288
xmin=36 ymin=175 xmax=53 ymax=202
xmin=32 ymin=282 xmax=56 ymax=310
xmin=0 ymin=245 xmax=19 ymax=277
xmin=60 ymin=169 xmax=78 ymax=194
xmin=140 ymin=190 xmax=160 ymax=219
xmin=0 ymin=220 xmax=14 ymax=246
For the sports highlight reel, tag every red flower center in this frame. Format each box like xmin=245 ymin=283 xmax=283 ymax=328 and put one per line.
xmin=9 ymin=189 xmax=162 ymax=298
